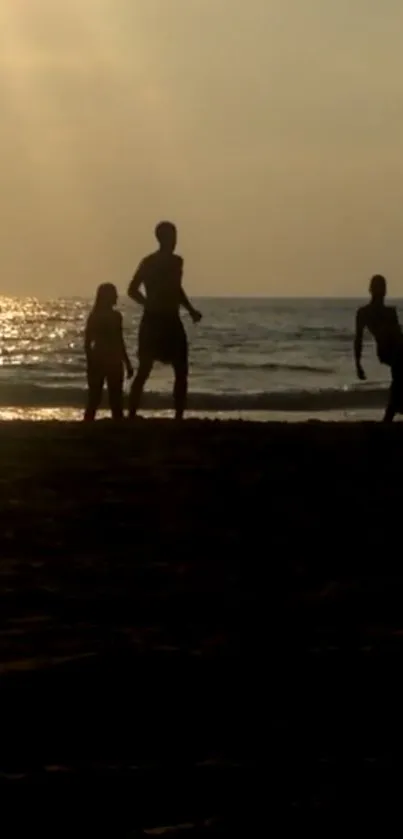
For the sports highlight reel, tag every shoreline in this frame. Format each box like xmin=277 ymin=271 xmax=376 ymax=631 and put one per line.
xmin=0 ymin=381 xmax=393 ymax=414
xmin=0 ymin=406 xmax=394 ymax=422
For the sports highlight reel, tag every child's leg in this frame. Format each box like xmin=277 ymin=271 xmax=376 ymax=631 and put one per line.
xmin=107 ymin=364 xmax=124 ymax=420
xmin=84 ymin=368 xmax=104 ymax=421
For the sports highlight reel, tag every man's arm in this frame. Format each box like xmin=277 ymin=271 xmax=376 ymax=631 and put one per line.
xmin=354 ymin=308 xmax=366 ymax=379
xmin=128 ymin=261 xmax=147 ymax=306
xmin=179 ymin=287 xmax=201 ymax=322
xmin=391 ymin=306 xmax=402 ymax=335
xmin=177 ymin=259 xmax=202 ymax=322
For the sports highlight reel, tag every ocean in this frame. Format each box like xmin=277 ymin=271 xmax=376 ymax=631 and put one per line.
xmin=0 ymin=296 xmax=397 ymax=421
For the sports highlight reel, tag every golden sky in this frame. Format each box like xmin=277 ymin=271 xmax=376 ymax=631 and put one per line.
xmin=0 ymin=0 xmax=403 ymax=297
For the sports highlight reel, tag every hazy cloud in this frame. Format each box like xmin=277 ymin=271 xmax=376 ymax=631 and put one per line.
xmin=0 ymin=0 xmax=403 ymax=296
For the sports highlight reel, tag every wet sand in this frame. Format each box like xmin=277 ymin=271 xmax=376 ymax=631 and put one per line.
xmin=0 ymin=419 xmax=402 ymax=832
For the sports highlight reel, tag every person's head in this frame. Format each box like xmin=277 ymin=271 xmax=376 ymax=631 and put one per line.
xmin=94 ymin=282 xmax=118 ymax=309
xmin=369 ymin=274 xmax=387 ymax=302
xmin=155 ymin=221 xmax=177 ymax=253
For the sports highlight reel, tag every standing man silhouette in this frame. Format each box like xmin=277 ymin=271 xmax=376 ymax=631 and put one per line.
xmin=354 ymin=274 xmax=403 ymax=422
xmin=128 ymin=222 xmax=202 ymax=420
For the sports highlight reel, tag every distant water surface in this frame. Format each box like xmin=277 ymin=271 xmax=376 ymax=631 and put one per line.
xmin=0 ymin=296 xmax=397 ymax=419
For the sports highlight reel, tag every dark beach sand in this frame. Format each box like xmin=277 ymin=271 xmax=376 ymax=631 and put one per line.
xmin=1 ymin=418 xmax=403 ymax=833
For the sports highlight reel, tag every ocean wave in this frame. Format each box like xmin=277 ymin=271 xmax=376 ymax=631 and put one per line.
xmin=0 ymin=383 xmax=390 ymax=411
xmin=0 ymin=359 xmax=332 ymax=376
xmin=220 ymin=361 xmax=335 ymax=374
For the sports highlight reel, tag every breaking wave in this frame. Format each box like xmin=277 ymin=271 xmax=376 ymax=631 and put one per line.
xmin=0 ymin=383 xmax=390 ymax=412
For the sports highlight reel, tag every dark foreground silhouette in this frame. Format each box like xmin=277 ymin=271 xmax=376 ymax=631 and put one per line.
xmin=1 ymin=419 xmax=403 ymax=831
xmin=355 ymin=274 xmax=403 ymax=421
xmin=128 ymin=221 xmax=202 ymax=421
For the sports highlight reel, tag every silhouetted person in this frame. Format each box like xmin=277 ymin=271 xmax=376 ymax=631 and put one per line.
xmin=84 ymin=283 xmax=133 ymax=421
xmin=354 ymin=274 xmax=403 ymax=422
xmin=127 ymin=221 xmax=202 ymax=420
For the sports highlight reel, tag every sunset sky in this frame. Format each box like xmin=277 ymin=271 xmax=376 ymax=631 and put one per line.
xmin=1 ymin=0 xmax=403 ymax=297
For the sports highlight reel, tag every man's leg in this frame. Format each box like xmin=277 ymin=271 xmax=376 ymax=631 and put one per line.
xmin=171 ymin=320 xmax=189 ymax=421
xmin=173 ymin=361 xmax=188 ymax=421
xmin=384 ymin=364 xmax=400 ymax=423
xmin=128 ymin=360 xmax=153 ymax=419
xmin=84 ymin=370 xmax=104 ymax=421
xmin=383 ymin=392 xmax=396 ymax=423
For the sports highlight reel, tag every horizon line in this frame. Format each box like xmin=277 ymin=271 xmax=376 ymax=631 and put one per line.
xmin=0 ymin=293 xmax=401 ymax=301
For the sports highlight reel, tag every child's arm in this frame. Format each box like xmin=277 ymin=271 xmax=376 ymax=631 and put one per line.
xmin=84 ymin=314 xmax=94 ymax=362
xmin=354 ymin=307 xmax=366 ymax=380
